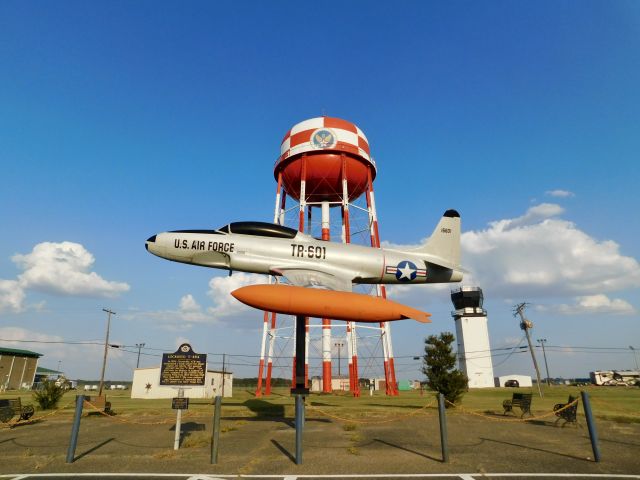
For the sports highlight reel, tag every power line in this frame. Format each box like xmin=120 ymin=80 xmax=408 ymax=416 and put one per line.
xmin=0 ymin=338 xmax=104 ymax=345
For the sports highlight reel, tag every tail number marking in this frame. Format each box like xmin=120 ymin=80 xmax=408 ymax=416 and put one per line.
xmin=440 ymin=228 xmax=452 ymax=234
xmin=291 ymin=244 xmax=327 ymax=259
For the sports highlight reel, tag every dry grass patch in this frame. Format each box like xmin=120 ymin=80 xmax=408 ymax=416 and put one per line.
xmin=181 ymin=431 xmax=210 ymax=448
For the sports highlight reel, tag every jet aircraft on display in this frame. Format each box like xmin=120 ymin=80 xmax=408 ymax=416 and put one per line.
xmin=145 ymin=209 xmax=463 ymax=322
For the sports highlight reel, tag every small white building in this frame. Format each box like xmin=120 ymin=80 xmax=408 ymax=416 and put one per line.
xmin=495 ymin=374 xmax=533 ymax=388
xmin=131 ymin=367 xmax=233 ymax=399
xmin=310 ymin=376 xmax=350 ymax=392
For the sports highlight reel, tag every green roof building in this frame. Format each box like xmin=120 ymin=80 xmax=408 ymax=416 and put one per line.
xmin=0 ymin=347 xmax=43 ymax=390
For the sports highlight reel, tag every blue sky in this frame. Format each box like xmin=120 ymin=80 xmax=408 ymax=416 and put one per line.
xmin=1 ymin=1 xmax=639 ymax=382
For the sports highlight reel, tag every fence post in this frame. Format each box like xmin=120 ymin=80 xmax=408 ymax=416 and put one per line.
xmin=66 ymin=394 xmax=84 ymax=463
xmin=581 ymin=390 xmax=601 ymax=462
xmin=437 ymin=393 xmax=449 ymax=463
xmin=210 ymin=395 xmax=222 ymax=464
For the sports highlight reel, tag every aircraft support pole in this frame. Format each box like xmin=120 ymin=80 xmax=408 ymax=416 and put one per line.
xmin=295 ymin=394 xmax=304 ymax=464
xmin=292 ymin=315 xmax=308 ymax=464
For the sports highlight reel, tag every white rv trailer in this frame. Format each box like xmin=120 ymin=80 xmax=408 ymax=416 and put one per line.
xmin=590 ymin=370 xmax=639 ymax=386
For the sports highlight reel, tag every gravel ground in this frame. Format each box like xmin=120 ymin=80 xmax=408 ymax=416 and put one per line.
xmin=1 ymin=407 xmax=639 ymax=476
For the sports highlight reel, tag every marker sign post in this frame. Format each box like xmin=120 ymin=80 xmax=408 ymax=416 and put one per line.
xmin=160 ymin=344 xmax=206 ymax=450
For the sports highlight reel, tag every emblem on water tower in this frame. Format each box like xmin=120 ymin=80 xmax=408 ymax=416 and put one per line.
xmin=311 ymin=128 xmax=337 ymax=149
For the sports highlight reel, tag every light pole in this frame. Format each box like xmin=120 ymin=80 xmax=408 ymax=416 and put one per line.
xmin=537 ymin=338 xmax=551 ymax=387
xmin=57 ymin=360 xmax=62 ymax=372
xmin=630 ymin=346 xmax=639 ymax=370
xmin=334 ymin=342 xmax=345 ymax=376
xmin=98 ymin=308 xmax=115 ymax=397
xmin=135 ymin=343 xmax=145 ymax=368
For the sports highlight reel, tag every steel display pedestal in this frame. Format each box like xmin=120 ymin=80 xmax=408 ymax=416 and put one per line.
xmin=291 ymin=315 xmax=309 ymax=464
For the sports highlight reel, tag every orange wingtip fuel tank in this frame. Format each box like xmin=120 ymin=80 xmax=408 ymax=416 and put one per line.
xmin=231 ymin=284 xmax=431 ymax=323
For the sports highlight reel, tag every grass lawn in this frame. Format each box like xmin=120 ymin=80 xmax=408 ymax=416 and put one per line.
xmin=3 ymin=384 xmax=638 ymax=424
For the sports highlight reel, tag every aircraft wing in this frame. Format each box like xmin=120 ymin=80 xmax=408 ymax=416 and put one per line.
xmin=271 ymin=267 xmax=353 ymax=292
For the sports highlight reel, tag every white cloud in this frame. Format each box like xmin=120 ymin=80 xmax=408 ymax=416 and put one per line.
xmin=539 ymin=294 xmax=636 ymax=316
xmin=461 ymin=204 xmax=640 ymax=298
xmin=122 ymin=273 xmax=267 ymax=329
xmin=122 ymin=294 xmax=212 ymax=327
xmin=0 ymin=326 xmax=108 ymax=376
xmin=174 ymin=336 xmax=191 ymax=348
xmin=545 ymin=189 xmax=575 ymax=198
xmin=12 ymin=242 xmax=129 ymax=298
xmin=0 ymin=279 xmax=26 ymax=313
xmin=498 ymin=203 xmax=564 ymax=230
xmin=381 ymin=204 xmax=640 ymax=315
xmin=207 ymin=272 xmax=266 ymax=317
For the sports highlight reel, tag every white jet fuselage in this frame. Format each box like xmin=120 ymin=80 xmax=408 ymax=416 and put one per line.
xmin=146 ymin=213 xmax=463 ymax=290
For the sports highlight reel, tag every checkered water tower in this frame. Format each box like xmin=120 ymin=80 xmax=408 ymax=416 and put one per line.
xmin=451 ymin=287 xmax=495 ymax=388
xmin=254 ymin=116 xmax=399 ymax=397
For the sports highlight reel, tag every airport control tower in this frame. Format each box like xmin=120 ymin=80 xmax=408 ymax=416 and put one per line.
xmin=451 ymin=287 xmax=495 ymax=388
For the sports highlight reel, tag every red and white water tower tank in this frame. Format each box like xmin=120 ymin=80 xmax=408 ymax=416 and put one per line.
xmin=275 ymin=117 xmax=376 ymax=203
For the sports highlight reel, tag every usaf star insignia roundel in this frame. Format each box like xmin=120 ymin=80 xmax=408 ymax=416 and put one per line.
xmin=385 ymin=261 xmax=427 ymax=282
xmin=396 ymin=260 xmax=418 ymax=281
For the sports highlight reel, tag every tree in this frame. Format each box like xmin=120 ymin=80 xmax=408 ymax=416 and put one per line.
xmin=422 ymin=332 xmax=468 ymax=406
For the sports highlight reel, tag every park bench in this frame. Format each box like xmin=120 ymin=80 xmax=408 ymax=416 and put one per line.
xmin=0 ymin=398 xmax=35 ymax=423
xmin=502 ymin=392 xmax=533 ymax=418
xmin=83 ymin=395 xmax=111 ymax=414
xmin=553 ymin=395 xmax=578 ymax=426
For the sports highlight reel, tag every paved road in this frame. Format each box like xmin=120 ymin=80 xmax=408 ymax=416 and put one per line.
xmin=2 ymin=474 xmax=640 ymax=480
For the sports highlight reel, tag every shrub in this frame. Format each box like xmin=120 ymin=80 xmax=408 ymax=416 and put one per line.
xmin=422 ymin=332 xmax=468 ymax=406
xmin=32 ymin=380 xmax=65 ymax=410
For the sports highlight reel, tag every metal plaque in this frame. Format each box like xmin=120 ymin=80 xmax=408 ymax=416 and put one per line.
xmin=171 ymin=397 xmax=189 ymax=410
xmin=160 ymin=343 xmax=207 ymax=386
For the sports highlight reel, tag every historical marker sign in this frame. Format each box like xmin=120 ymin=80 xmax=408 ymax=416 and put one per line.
xmin=160 ymin=343 xmax=207 ymax=386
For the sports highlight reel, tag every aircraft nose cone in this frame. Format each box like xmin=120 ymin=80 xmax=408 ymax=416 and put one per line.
xmin=145 ymin=235 xmax=157 ymax=251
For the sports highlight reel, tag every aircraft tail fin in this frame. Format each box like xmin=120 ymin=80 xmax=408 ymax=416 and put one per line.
xmin=412 ymin=209 xmax=461 ymax=270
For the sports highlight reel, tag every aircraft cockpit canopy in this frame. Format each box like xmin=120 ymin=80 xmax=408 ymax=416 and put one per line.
xmin=217 ymin=221 xmax=298 ymax=239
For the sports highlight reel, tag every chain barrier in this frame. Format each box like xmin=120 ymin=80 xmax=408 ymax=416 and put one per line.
xmin=443 ymin=397 xmax=580 ymax=423
xmin=82 ymin=400 xmax=214 ymax=425
xmin=307 ymin=398 xmax=437 ymax=424
xmin=0 ymin=398 xmax=75 ymax=429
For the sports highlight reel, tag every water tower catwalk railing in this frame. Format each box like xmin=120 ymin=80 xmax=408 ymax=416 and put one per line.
xmin=254 ymin=119 xmax=398 ymax=396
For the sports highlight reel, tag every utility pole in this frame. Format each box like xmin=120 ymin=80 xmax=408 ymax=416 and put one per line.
xmin=334 ymin=342 xmax=344 ymax=376
xmin=221 ymin=353 xmax=226 ymax=397
xmin=630 ymin=346 xmax=639 ymax=370
xmin=537 ymin=338 xmax=551 ymax=387
xmin=98 ymin=308 xmax=115 ymax=397
xmin=514 ymin=303 xmax=543 ymax=398
xmin=135 ymin=343 xmax=145 ymax=368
